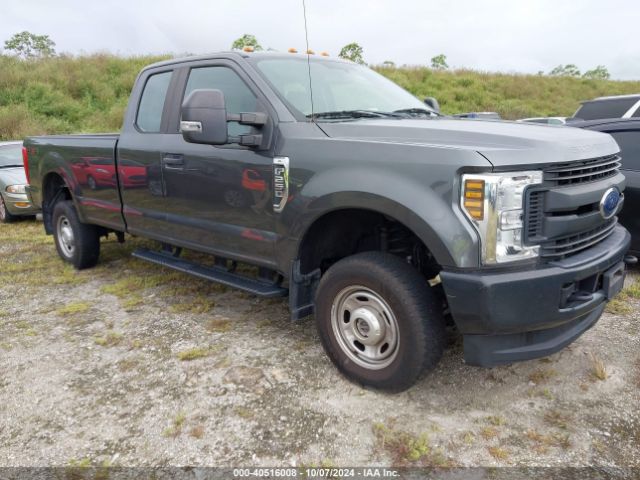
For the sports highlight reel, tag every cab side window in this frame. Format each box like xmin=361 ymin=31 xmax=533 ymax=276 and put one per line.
xmin=184 ymin=67 xmax=257 ymax=136
xmin=609 ymin=130 xmax=640 ymax=171
xmin=136 ymin=71 xmax=173 ymax=133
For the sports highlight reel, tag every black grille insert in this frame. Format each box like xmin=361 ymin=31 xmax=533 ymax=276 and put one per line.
xmin=544 ymin=155 xmax=621 ymax=186
xmin=539 ymin=218 xmax=617 ymax=258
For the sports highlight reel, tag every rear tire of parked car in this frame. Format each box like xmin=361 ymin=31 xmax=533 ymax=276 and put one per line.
xmin=52 ymin=200 xmax=100 ymax=269
xmin=315 ymin=251 xmax=445 ymax=392
xmin=0 ymin=195 xmax=17 ymax=223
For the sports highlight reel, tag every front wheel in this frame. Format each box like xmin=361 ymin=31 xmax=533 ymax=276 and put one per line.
xmin=52 ymin=200 xmax=100 ymax=269
xmin=0 ymin=195 xmax=17 ymax=223
xmin=315 ymin=252 xmax=445 ymax=392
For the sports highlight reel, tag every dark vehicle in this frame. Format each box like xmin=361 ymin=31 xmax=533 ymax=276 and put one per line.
xmin=571 ymin=94 xmax=640 ymax=121
xmin=569 ymin=118 xmax=640 ymax=254
xmin=24 ymin=52 xmax=634 ymax=391
xmin=0 ymin=141 xmax=40 ymax=222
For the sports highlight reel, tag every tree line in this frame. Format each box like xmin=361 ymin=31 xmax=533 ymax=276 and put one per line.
xmin=1 ymin=31 xmax=611 ymax=80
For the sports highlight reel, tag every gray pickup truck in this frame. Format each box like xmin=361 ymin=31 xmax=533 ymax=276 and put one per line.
xmin=24 ymin=52 xmax=634 ymax=391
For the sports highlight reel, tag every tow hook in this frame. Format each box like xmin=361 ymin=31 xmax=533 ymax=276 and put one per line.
xmin=624 ymin=255 xmax=638 ymax=266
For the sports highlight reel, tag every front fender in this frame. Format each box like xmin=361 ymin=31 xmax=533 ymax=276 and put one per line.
xmin=278 ymin=166 xmax=480 ymax=270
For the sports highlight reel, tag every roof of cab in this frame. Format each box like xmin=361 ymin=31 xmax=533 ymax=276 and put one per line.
xmin=141 ymin=50 xmax=350 ymax=72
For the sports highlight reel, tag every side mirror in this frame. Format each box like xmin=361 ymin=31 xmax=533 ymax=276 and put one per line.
xmin=423 ymin=96 xmax=440 ymax=113
xmin=180 ymin=89 xmax=229 ymax=145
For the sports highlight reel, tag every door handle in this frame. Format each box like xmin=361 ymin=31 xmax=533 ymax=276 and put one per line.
xmin=162 ymin=154 xmax=184 ymax=170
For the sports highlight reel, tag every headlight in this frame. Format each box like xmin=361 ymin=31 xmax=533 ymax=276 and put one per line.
xmin=461 ymin=171 xmax=543 ymax=264
xmin=5 ymin=184 xmax=27 ymax=194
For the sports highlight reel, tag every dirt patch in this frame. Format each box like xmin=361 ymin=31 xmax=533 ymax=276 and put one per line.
xmin=1 ymin=219 xmax=639 ymax=467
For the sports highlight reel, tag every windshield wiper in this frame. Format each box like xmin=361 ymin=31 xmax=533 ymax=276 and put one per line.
xmin=0 ymin=164 xmax=23 ymax=169
xmin=307 ymin=110 xmax=404 ymax=120
xmin=393 ymin=107 xmax=440 ymax=117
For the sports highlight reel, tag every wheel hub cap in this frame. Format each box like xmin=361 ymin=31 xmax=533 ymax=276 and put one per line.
xmin=331 ymin=286 xmax=400 ymax=370
xmin=57 ymin=216 xmax=75 ymax=257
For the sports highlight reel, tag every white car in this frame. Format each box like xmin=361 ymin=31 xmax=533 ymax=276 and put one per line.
xmin=517 ymin=117 xmax=567 ymax=125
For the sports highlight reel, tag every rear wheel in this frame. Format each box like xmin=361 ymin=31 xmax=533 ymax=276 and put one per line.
xmin=315 ymin=251 xmax=445 ymax=392
xmin=0 ymin=195 xmax=17 ymax=223
xmin=52 ymin=200 xmax=100 ymax=269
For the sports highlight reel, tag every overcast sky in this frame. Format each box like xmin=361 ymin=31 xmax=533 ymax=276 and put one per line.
xmin=2 ymin=0 xmax=639 ymax=80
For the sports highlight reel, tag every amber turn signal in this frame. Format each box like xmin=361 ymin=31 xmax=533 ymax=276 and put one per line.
xmin=463 ymin=179 xmax=485 ymax=220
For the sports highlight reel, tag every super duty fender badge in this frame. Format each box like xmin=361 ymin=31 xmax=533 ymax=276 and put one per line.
xmin=273 ymin=156 xmax=290 ymax=213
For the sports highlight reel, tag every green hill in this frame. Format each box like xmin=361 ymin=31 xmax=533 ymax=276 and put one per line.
xmin=1 ymin=54 xmax=639 ymax=140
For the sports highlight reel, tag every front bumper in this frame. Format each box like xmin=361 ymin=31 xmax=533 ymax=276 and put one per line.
xmin=441 ymin=225 xmax=631 ymax=367
xmin=3 ymin=192 xmax=40 ymax=216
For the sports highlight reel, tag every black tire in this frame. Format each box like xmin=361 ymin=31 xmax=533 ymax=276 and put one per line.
xmin=315 ymin=251 xmax=445 ymax=392
xmin=0 ymin=195 xmax=17 ymax=223
xmin=52 ymin=200 xmax=100 ymax=269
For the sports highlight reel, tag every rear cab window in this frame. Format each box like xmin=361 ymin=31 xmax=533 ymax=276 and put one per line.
xmin=575 ymin=98 xmax=639 ymax=120
xmin=136 ymin=71 xmax=173 ymax=132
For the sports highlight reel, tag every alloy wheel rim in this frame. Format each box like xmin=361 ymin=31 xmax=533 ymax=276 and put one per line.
xmin=330 ymin=285 xmax=400 ymax=370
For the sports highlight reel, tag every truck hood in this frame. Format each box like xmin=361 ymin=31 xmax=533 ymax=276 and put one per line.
xmin=317 ymin=118 xmax=620 ymax=168
xmin=0 ymin=167 xmax=27 ymax=187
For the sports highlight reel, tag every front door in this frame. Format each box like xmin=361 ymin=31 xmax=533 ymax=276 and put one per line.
xmin=156 ymin=62 xmax=277 ymax=265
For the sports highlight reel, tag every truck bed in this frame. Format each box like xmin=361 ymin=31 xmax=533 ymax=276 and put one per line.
xmin=25 ymin=133 xmax=124 ymax=231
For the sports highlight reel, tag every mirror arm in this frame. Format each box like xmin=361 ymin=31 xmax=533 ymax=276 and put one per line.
xmin=227 ymin=112 xmax=268 ymax=126
xmin=228 ymin=134 xmax=263 ymax=147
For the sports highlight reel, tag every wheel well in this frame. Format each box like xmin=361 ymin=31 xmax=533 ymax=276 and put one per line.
xmin=42 ymin=173 xmax=71 ymax=234
xmin=298 ymin=208 xmax=441 ymax=279
xmin=289 ymin=208 xmax=442 ymax=321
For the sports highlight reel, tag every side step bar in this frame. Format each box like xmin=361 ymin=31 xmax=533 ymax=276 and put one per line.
xmin=132 ymin=248 xmax=288 ymax=298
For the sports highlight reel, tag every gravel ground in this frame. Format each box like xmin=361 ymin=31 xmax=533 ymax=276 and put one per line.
xmin=0 ymin=218 xmax=639 ymax=468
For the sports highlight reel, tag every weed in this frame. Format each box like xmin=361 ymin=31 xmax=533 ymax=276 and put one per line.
xmin=189 ymin=425 xmax=205 ymax=439
xmin=487 ymin=446 xmax=509 ymax=461
xmin=606 ymin=297 xmax=633 ymax=315
xmin=206 ymin=318 xmax=232 ymax=332
xmin=93 ymin=331 xmax=123 ymax=347
xmin=480 ymin=426 xmax=499 ymax=440
xmin=372 ymin=422 xmax=432 ymax=464
xmin=544 ymin=409 xmax=572 ymax=430
xmin=235 ymin=406 xmax=254 ymax=419
xmin=528 ymin=368 xmax=557 ymax=385
xmin=486 ymin=415 xmax=506 ymax=426
xmin=163 ymin=412 xmax=186 ymax=438
xmin=590 ymin=353 xmax=608 ymax=381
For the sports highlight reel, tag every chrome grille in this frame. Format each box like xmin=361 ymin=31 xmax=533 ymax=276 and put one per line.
xmin=544 ymin=154 xmax=621 ymax=186
xmin=539 ymin=218 xmax=617 ymax=258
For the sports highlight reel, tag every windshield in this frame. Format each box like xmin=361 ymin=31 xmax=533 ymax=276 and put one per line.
xmin=0 ymin=144 xmax=23 ymax=168
xmin=253 ymin=57 xmax=432 ymax=119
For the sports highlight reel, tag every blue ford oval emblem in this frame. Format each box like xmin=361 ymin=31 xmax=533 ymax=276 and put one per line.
xmin=599 ymin=188 xmax=621 ymax=219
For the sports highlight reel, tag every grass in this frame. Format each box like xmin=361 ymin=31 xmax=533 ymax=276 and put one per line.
xmin=169 ymin=296 xmax=216 ymax=314
xmin=2 ymin=53 xmax=640 ymax=141
xmin=56 ymin=301 xmax=90 ymax=316
xmin=177 ymin=347 xmax=211 ymax=361
xmin=605 ymin=278 xmax=639 ymax=315
xmin=480 ymin=426 xmax=500 ymax=440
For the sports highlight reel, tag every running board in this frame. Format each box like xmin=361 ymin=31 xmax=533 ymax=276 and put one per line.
xmin=132 ymin=248 xmax=288 ymax=297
